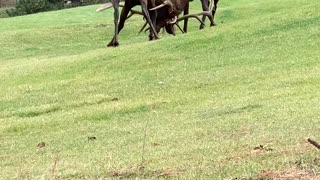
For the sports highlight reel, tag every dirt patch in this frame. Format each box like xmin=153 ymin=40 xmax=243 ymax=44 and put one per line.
xmin=234 ymin=168 xmax=320 ymax=180
xmin=251 ymin=145 xmax=274 ymax=155
xmin=228 ymin=142 xmax=314 ymax=162
xmin=257 ymin=168 xmax=319 ymax=179
xmin=110 ymin=167 xmax=183 ymax=178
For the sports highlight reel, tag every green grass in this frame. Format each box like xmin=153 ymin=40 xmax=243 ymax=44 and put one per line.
xmin=1 ymin=0 xmax=320 ymax=179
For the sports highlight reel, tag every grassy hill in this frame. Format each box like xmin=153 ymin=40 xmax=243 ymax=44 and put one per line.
xmin=0 ymin=0 xmax=320 ymax=179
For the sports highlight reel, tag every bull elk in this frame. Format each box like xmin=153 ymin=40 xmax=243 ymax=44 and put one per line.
xmin=96 ymin=0 xmax=160 ymax=47
xmin=96 ymin=0 xmax=213 ymax=47
xmin=137 ymin=0 xmax=220 ymax=33
xmin=150 ymin=0 xmax=219 ymax=32
xmin=148 ymin=0 xmax=213 ymax=35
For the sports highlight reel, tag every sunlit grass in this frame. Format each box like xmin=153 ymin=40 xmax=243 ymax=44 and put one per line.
xmin=0 ymin=0 xmax=319 ymax=179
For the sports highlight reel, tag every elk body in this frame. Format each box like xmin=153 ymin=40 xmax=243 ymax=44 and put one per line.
xmin=152 ymin=0 xmax=190 ymax=34
xmin=148 ymin=0 xmax=212 ymax=36
xmin=97 ymin=0 xmax=215 ymax=47
xmin=159 ymin=0 xmax=219 ymax=32
xmin=147 ymin=0 xmax=219 ymax=33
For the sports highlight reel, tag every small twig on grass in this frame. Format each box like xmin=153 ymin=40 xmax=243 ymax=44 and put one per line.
xmin=307 ymin=138 xmax=320 ymax=150
xmin=139 ymin=118 xmax=150 ymax=176
xmin=16 ymin=163 xmax=22 ymax=180
xmin=50 ymin=152 xmax=61 ymax=180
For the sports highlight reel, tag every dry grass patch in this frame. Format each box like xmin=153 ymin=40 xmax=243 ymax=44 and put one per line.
xmin=110 ymin=166 xmax=183 ymax=179
xmin=257 ymin=168 xmax=319 ymax=179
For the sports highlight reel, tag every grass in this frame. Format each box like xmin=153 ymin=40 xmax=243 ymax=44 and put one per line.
xmin=0 ymin=0 xmax=320 ymax=179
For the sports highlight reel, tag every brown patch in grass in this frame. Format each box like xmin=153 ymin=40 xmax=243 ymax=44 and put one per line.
xmin=251 ymin=145 xmax=273 ymax=155
xmin=111 ymin=170 xmax=135 ymax=178
xmin=313 ymin=157 xmax=320 ymax=166
xmin=149 ymin=101 xmax=169 ymax=110
xmin=110 ymin=167 xmax=183 ymax=178
xmin=234 ymin=168 xmax=320 ymax=180
xmin=152 ymin=142 xmax=161 ymax=146
xmin=228 ymin=142 xmax=314 ymax=162
xmin=275 ymin=142 xmax=314 ymax=156
xmin=156 ymin=168 xmax=182 ymax=178
xmin=257 ymin=168 xmax=319 ymax=179
xmin=50 ymin=153 xmax=61 ymax=180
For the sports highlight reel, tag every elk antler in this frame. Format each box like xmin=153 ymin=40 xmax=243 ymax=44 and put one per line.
xmin=209 ymin=0 xmax=216 ymax=12
xmin=171 ymin=11 xmax=213 ymax=33
xmin=96 ymin=3 xmax=113 ymax=12
xmin=138 ymin=22 xmax=148 ymax=34
xmin=96 ymin=2 xmax=125 ymax=12
xmin=149 ymin=0 xmax=173 ymax=11
xmin=139 ymin=11 xmax=212 ymax=34
xmin=123 ymin=7 xmax=144 ymax=19
xmin=176 ymin=11 xmax=213 ymax=26
xmin=97 ymin=3 xmax=143 ymax=20
xmin=174 ymin=23 xmax=185 ymax=33
xmin=138 ymin=18 xmax=184 ymax=34
xmin=167 ymin=16 xmax=178 ymax=24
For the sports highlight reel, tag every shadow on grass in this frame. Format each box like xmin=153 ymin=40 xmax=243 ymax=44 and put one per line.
xmin=10 ymin=97 xmax=119 ymax=118
xmin=199 ymin=104 xmax=262 ymax=119
xmin=217 ymin=104 xmax=262 ymax=116
xmin=83 ymin=101 xmax=168 ymax=121
xmin=14 ymin=106 xmax=62 ymax=118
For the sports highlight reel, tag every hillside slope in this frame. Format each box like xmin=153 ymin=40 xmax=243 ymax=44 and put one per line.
xmin=0 ymin=0 xmax=320 ymax=179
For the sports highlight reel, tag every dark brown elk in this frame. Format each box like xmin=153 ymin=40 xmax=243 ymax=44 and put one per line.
xmin=148 ymin=0 xmax=212 ymax=35
xmin=144 ymin=0 xmax=219 ymax=32
xmin=97 ymin=0 xmax=212 ymax=46
xmin=137 ymin=0 xmax=212 ymax=35
xmin=97 ymin=0 xmax=160 ymax=47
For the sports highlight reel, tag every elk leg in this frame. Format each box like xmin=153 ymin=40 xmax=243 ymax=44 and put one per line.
xmin=199 ymin=0 xmax=209 ymax=29
xmin=148 ymin=3 xmax=158 ymax=40
xmin=108 ymin=0 xmax=120 ymax=47
xmin=183 ymin=1 xmax=189 ymax=33
xmin=107 ymin=1 xmax=132 ymax=47
xmin=140 ymin=1 xmax=159 ymax=40
xmin=210 ymin=0 xmax=219 ymax=26
xmin=200 ymin=0 xmax=215 ymax=29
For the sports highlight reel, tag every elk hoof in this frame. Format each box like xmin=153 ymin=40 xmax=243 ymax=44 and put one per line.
xmin=210 ymin=22 xmax=217 ymax=27
xmin=107 ymin=41 xmax=119 ymax=47
xmin=199 ymin=24 xmax=205 ymax=30
xmin=148 ymin=34 xmax=155 ymax=41
xmin=149 ymin=37 xmax=159 ymax=41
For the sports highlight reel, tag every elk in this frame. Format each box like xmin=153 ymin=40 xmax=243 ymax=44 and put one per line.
xmin=97 ymin=0 xmax=212 ymax=46
xmin=148 ymin=0 xmax=213 ymax=35
xmin=96 ymin=0 xmax=160 ymax=47
xmin=130 ymin=0 xmax=218 ymax=36
xmin=151 ymin=0 xmax=219 ymax=31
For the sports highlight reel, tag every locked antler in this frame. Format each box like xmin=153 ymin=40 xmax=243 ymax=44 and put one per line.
xmin=176 ymin=11 xmax=212 ymax=26
xmin=149 ymin=0 xmax=173 ymax=11
xmin=97 ymin=2 xmax=143 ymax=20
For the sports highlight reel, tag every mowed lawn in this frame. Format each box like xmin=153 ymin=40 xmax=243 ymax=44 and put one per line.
xmin=0 ymin=0 xmax=320 ymax=179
